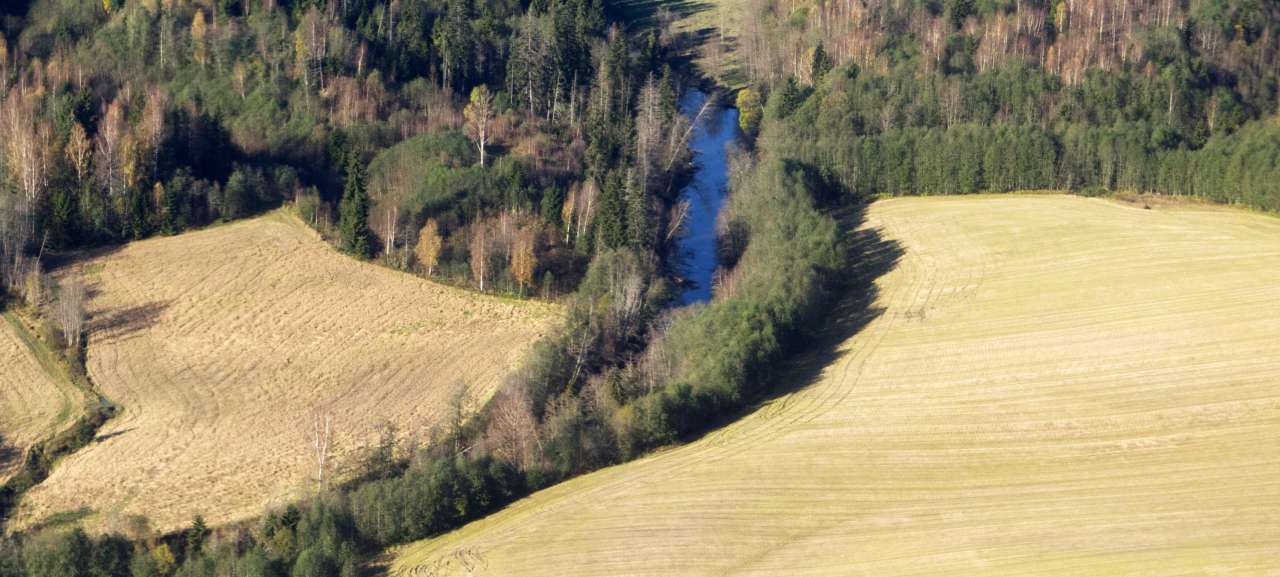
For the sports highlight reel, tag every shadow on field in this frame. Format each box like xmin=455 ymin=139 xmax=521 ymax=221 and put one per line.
xmin=613 ymin=0 xmax=712 ymax=29
xmin=0 ymin=435 xmax=16 ymax=472
xmin=93 ymin=427 xmax=134 ymax=444
xmin=611 ymin=0 xmax=718 ymax=76
xmin=684 ymin=202 xmax=905 ymax=439
xmin=763 ymin=204 xmax=902 ymax=400
xmin=87 ymin=300 xmax=171 ymax=341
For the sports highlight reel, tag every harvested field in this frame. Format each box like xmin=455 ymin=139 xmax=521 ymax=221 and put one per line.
xmin=15 ymin=211 xmax=560 ymax=532
xmin=392 ymin=195 xmax=1280 ymax=576
xmin=0 ymin=315 xmax=83 ymax=484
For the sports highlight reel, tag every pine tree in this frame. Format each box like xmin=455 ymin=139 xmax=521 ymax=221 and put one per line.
xmin=186 ymin=516 xmax=210 ymax=558
xmin=434 ymin=0 xmax=474 ymax=91
xmin=595 ymin=171 xmax=627 ymax=250
xmin=811 ymin=41 xmax=833 ymax=83
xmin=339 ymin=157 xmax=371 ymax=258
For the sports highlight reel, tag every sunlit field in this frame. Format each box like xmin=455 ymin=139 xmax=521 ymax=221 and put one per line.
xmin=393 ymin=195 xmax=1280 ymax=576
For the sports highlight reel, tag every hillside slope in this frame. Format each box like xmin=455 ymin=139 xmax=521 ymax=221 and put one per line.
xmin=14 ymin=212 xmax=560 ymax=532
xmin=0 ymin=316 xmax=82 ymax=484
xmin=392 ymin=195 xmax=1280 ymax=576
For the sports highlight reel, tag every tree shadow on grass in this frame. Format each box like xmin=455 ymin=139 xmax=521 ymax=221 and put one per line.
xmin=0 ymin=436 xmax=16 ymax=475
xmin=613 ymin=0 xmax=713 ymax=29
xmin=680 ymin=201 xmax=905 ymax=440
xmin=93 ymin=427 xmax=134 ymax=444
xmin=86 ymin=300 xmax=172 ymax=342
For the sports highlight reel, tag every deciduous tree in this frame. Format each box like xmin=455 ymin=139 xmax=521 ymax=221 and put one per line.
xmin=469 ymin=219 xmax=489 ymax=291
xmin=95 ymin=99 xmax=126 ymax=198
xmin=1 ymin=88 xmax=50 ymax=229
xmin=415 ymin=218 xmax=442 ymax=276
xmin=464 ymin=85 xmax=494 ymax=167
xmin=57 ymin=274 xmax=85 ymax=349
xmin=191 ymin=10 xmax=208 ymax=70
xmin=511 ymin=225 xmax=536 ymax=295
xmin=309 ymin=410 xmax=333 ymax=490
xmin=66 ymin=122 xmax=91 ymax=185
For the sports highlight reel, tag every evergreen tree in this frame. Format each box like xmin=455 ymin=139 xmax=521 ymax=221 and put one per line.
xmin=595 ymin=171 xmax=628 ymax=250
xmin=339 ymin=157 xmax=371 ymax=258
xmin=772 ymin=77 xmax=806 ymax=119
xmin=186 ymin=516 xmax=210 ymax=558
xmin=810 ymin=42 xmax=833 ymax=83
xmin=434 ymin=0 xmax=474 ymax=91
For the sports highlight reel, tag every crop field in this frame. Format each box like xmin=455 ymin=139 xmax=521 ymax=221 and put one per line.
xmin=14 ymin=211 xmax=560 ymax=532
xmin=0 ymin=315 xmax=83 ymax=484
xmin=392 ymin=195 xmax=1280 ymax=576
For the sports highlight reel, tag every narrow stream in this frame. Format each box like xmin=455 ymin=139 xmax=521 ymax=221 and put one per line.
xmin=676 ymin=89 xmax=740 ymax=305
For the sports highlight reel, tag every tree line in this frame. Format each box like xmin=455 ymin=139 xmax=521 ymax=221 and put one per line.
xmin=723 ymin=0 xmax=1280 ymax=216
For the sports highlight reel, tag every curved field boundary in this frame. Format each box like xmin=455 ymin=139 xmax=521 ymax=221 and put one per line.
xmin=391 ymin=195 xmax=1280 ymax=577
xmin=0 ymin=312 xmax=85 ymax=485
xmin=0 ymin=309 xmax=111 ymax=533
xmin=14 ymin=211 xmax=561 ymax=533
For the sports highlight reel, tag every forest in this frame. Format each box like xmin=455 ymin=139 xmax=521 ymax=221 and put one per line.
xmin=5 ymin=0 xmax=1280 ymax=575
xmin=731 ymin=0 xmax=1280 ymax=211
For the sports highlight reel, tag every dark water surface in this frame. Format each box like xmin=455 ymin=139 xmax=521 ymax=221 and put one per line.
xmin=676 ymin=89 xmax=739 ymax=305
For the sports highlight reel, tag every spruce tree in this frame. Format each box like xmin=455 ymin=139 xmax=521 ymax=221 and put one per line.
xmin=339 ymin=156 xmax=371 ymax=258
xmin=595 ymin=171 xmax=628 ymax=250
xmin=811 ymin=41 xmax=833 ymax=83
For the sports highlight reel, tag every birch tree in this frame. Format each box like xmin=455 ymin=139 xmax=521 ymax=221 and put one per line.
xmin=415 ymin=218 xmax=442 ymax=276
xmin=66 ymin=122 xmax=91 ymax=184
xmin=309 ymin=410 xmax=333 ymax=490
xmin=57 ymin=274 xmax=86 ymax=349
xmin=510 ymin=225 xmax=536 ymax=296
xmin=1 ymin=88 xmax=50 ymax=228
xmin=95 ymin=99 xmax=126 ymax=198
xmin=464 ymin=85 xmax=494 ymax=167
xmin=469 ymin=219 xmax=489 ymax=291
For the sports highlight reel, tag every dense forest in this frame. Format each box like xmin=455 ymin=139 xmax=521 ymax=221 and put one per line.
xmin=0 ymin=0 xmax=697 ymax=299
xmin=730 ymin=0 xmax=1280 ymax=211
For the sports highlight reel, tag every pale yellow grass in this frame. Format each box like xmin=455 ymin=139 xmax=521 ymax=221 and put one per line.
xmin=15 ymin=211 xmax=560 ymax=532
xmin=0 ymin=315 xmax=82 ymax=483
xmin=392 ymin=195 xmax=1280 ymax=576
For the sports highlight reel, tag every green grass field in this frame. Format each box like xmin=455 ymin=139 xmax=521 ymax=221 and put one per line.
xmin=391 ymin=195 xmax=1280 ymax=576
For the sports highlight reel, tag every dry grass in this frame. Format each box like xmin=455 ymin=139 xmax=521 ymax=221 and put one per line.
xmin=392 ymin=195 xmax=1280 ymax=576
xmin=15 ymin=211 xmax=560 ymax=532
xmin=0 ymin=315 xmax=82 ymax=483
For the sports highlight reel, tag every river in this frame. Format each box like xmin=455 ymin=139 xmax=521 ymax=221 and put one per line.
xmin=675 ymin=89 xmax=740 ymax=305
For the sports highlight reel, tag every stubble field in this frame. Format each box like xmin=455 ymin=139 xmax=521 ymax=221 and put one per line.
xmin=14 ymin=211 xmax=560 ymax=532
xmin=392 ymin=195 xmax=1280 ymax=576
xmin=0 ymin=315 xmax=83 ymax=484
